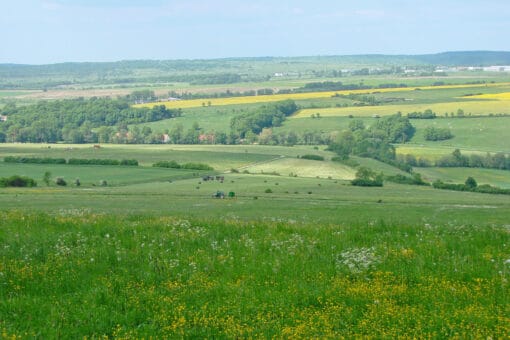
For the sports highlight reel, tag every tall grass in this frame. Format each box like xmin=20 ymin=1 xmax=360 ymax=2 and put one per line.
xmin=1 ymin=211 xmax=508 ymax=338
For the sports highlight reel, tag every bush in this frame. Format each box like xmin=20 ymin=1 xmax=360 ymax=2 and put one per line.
xmin=100 ymin=180 xmax=107 ymax=187
xmin=424 ymin=127 xmax=454 ymax=141
xmin=181 ymin=163 xmax=214 ymax=171
xmin=351 ymin=167 xmax=384 ymax=187
xmin=300 ymin=154 xmax=325 ymax=161
xmin=152 ymin=160 xmax=181 ymax=169
xmin=264 ymin=188 xmax=273 ymax=193
xmin=55 ymin=177 xmax=67 ymax=186
xmin=0 ymin=175 xmax=37 ymax=187
xmin=152 ymin=161 xmax=213 ymax=171
xmin=386 ymin=173 xmax=429 ymax=186
xmin=4 ymin=156 xmax=66 ymax=164
xmin=68 ymin=158 xmax=121 ymax=166
xmin=120 ymin=159 xmax=139 ymax=166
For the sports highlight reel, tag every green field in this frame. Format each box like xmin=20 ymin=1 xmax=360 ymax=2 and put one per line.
xmin=1 ymin=211 xmax=508 ymax=338
xmin=408 ymin=117 xmax=510 ymax=152
xmin=2 ymin=56 xmax=510 ymax=337
xmin=416 ymin=167 xmax=510 ymax=188
xmin=0 ymin=162 xmax=200 ymax=187
xmin=1 ymin=143 xmax=510 ymax=338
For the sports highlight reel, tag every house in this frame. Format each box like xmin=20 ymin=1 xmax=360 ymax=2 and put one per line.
xmin=0 ymin=115 xmax=7 ymax=122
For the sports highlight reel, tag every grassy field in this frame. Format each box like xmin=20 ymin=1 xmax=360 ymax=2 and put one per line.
xmin=0 ymin=162 xmax=200 ymax=187
xmin=0 ymin=143 xmax=286 ymax=171
xmin=408 ymin=117 xmax=510 ymax=152
xmin=242 ymin=157 xmax=356 ymax=179
xmin=416 ymin=167 xmax=510 ymax=188
xmin=1 ymin=211 xmax=508 ymax=338
xmin=1 ymin=143 xmax=510 ymax=337
xmin=2 ymin=59 xmax=510 ymax=337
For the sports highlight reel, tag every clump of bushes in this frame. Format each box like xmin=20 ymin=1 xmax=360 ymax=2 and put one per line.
xmin=153 ymin=160 xmax=180 ymax=169
xmin=68 ymin=158 xmax=120 ymax=166
xmin=385 ymin=173 xmax=429 ymax=186
xmin=0 ymin=175 xmax=37 ymax=187
xmin=424 ymin=127 xmax=454 ymax=141
xmin=4 ymin=156 xmax=66 ymax=164
xmin=119 ymin=159 xmax=139 ymax=166
xmin=55 ymin=177 xmax=67 ymax=186
xmin=432 ymin=176 xmax=510 ymax=195
xmin=5 ymin=156 xmax=139 ymax=166
xmin=181 ymin=163 xmax=214 ymax=171
xmin=351 ymin=167 xmax=383 ymax=187
xmin=299 ymin=154 xmax=325 ymax=161
xmin=152 ymin=161 xmax=213 ymax=171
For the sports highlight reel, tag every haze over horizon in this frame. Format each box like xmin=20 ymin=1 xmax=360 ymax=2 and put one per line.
xmin=2 ymin=0 xmax=510 ymax=65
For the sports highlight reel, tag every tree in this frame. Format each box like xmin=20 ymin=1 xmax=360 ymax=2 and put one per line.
xmin=351 ymin=167 xmax=383 ymax=187
xmin=43 ymin=171 xmax=51 ymax=186
xmin=465 ymin=176 xmax=477 ymax=189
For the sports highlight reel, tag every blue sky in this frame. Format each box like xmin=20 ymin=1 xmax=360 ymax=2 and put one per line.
xmin=1 ymin=0 xmax=509 ymax=64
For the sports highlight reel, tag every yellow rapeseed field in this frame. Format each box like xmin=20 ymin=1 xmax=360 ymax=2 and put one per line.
xmin=294 ymin=100 xmax=510 ymax=118
xmin=134 ymin=82 xmax=510 ymax=110
xmin=467 ymin=91 xmax=510 ymax=100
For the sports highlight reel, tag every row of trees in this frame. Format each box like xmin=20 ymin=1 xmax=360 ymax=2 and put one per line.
xmin=435 ymin=149 xmax=510 ymax=170
xmin=399 ymin=149 xmax=510 ymax=170
xmin=433 ymin=177 xmax=510 ymax=195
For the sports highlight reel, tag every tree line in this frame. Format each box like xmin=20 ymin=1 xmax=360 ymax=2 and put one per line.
xmin=399 ymin=149 xmax=510 ymax=171
xmin=0 ymin=98 xmax=180 ymax=143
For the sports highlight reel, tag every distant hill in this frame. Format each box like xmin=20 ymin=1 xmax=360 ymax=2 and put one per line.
xmin=412 ymin=51 xmax=510 ymax=66
xmin=1 ymin=51 xmax=509 ymax=89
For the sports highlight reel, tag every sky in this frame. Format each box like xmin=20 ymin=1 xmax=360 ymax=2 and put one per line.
xmin=1 ymin=0 xmax=509 ymax=64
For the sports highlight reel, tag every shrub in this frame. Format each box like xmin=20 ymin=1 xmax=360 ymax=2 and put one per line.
xmin=465 ymin=176 xmax=477 ymax=189
xmin=55 ymin=177 xmax=67 ymax=186
xmin=100 ymin=180 xmax=107 ymax=187
xmin=385 ymin=173 xmax=429 ymax=186
xmin=152 ymin=160 xmax=181 ymax=169
xmin=68 ymin=158 xmax=121 ymax=166
xmin=0 ymin=175 xmax=37 ymax=187
xmin=120 ymin=159 xmax=139 ymax=166
xmin=181 ymin=163 xmax=214 ymax=171
xmin=43 ymin=171 xmax=51 ymax=186
xmin=424 ymin=127 xmax=454 ymax=141
xmin=300 ymin=154 xmax=325 ymax=161
xmin=351 ymin=167 xmax=383 ymax=187
xmin=264 ymin=188 xmax=273 ymax=193
xmin=4 ymin=156 xmax=66 ymax=164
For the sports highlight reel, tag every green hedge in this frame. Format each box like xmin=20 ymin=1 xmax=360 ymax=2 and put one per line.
xmin=0 ymin=175 xmax=37 ymax=187
xmin=153 ymin=161 xmax=213 ymax=170
xmin=299 ymin=154 xmax=325 ymax=161
xmin=4 ymin=156 xmax=66 ymax=164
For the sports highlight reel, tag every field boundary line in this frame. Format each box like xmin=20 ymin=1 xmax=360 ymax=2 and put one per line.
xmin=228 ymin=155 xmax=286 ymax=172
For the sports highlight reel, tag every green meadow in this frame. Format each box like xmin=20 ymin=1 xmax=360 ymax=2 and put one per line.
xmin=1 ymin=64 xmax=510 ymax=337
